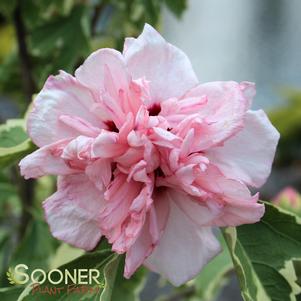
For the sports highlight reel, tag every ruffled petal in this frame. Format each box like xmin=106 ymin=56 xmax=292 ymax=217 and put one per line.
xmin=124 ymin=24 xmax=198 ymax=104
xmin=19 ymin=139 xmax=76 ymax=179
xmin=124 ymin=189 xmax=170 ymax=278
xmin=183 ymin=81 xmax=251 ymax=148
xmin=144 ymin=193 xmax=221 ymax=286
xmin=43 ymin=174 xmax=105 ymax=250
xmin=92 ymin=130 xmax=127 ymax=158
xmin=207 ymin=110 xmax=280 ymax=187
xmin=85 ymin=159 xmax=112 ymax=191
xmin=209 ymin=194 xmax=264 ymax=227
xmin=61 ymin=136 xmax=94 ymax=170
xmin=28 ymin=71 xmax=101 ymax=147
xmin=196 ymin=164 xmax=265 ymax=226
xmin=100 ymin=172 xmax=143 ymax=251
xmin=75 ymin=48 xmax=129 ymax=96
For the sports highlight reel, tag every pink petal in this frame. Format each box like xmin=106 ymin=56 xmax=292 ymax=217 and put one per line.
xmin=124 ymin=189 xmax=170 ymax=278
xmin=123 ymin=37 xmax=136 ymax=53
xmin=62 ymin=136 xmax=94 ymax=162
xmin=196 ymin=164 xmax=265 ymax=226
xmin=184 ymin=81 xmax=251 ymax=148
xmin=240 ymin=81 xmax=256 ymax=106
xmin=210 ymin=194 xmax=265 ymax=227
xmin=124 ymin=214 xmax=153 ymax=278
xmin=168 ymin=189 xmax=221 ymax=226
xmin=85 ymin=159 xmax=112 ymax=191
xmin=92 ymin=130 xmax=126 ymax=158
xmin=75 ymin=48 xmax=129 ymax=96
xmin=59 ymin=115 xmax=101 ymax=137
xmin=28 ymin=71 xmax=101 ymax=147
xmin=160 ymin=96 xmax=207 ymax=127
xmin=19 ymin=139 xmax=75 ymax=179
xmin=43 ymin=174 xmax=105 ymax=250
xmin=111 ymin=183 xmax=153 ymax=253
xmin=150 ymin=127 xmax=182 ymax=148
xmin=124 ymin=24 xmax=198 ymax=104
xmin=144 ymin=195 xmax=221 ymax=286
xmin=101 ymin=173 xmax=143 ymax=250
xmin=207 ymin=110 xmax=280 ymax=188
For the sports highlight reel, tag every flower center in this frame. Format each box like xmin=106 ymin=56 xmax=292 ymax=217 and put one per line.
xmin=105 ymin=120 xmax=119 ymax=133
xmin=155 ymin=167 xmax=165 ymax=178
xmin=148 ymin=103 xmax=161 ymax=116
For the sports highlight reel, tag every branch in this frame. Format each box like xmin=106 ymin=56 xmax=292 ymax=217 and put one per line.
xmin=13 ymin=2 xmax=36 ymax=101
xmin=91 ymin=1 xmax=108 ymax=36
xmin=13 ymin=2 xmax=36 ymax=239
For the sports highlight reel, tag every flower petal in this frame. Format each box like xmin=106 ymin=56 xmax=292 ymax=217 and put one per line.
xmin=85 ymin=159 xmax=112 ymax=191
xmin=92 ymin=130 xmax=127 ymax=158
xmin=124 ymin=24 xmax=198 ymax=104
xmin=196 ymin=164 xmax=265 ymax=226
xmin=19 ymin=139 xmax=75 ymax=179
xmin=43 ymin=174 xmax=104 ymax=250
xmin=100 ymin=172 xmax=143 ymax=252
xmin=207 ymin=110 xmax=280 ymax=187
xmin=124 ymin=189 xmax=170 ymax=278
xmin=144 ymin=193 xmax=221 ymax=286
xmin=28 ymin=71 xmax=101 ymax=147
xmin=75 ymin=48 xmax=129 ymax=96
xmin=184 ymin=81 xmax=250 ymax=147
xmin=168 ymin=189 xmax=221 ymax=226
xmin=209 ymin=194 xmax=265 ymax=227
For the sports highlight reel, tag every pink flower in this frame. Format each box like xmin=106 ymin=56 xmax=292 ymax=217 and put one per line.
xmin=273 ymin=187 xmax=301 ymax=214
xmin=19 ymin=24 xmax=279 ymax=286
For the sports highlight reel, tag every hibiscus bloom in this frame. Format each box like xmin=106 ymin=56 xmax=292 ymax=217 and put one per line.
xmin=19 ymin=24 xmax=279 ymax=286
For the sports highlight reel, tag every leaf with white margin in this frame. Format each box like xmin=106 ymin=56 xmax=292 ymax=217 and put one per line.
xmin=0 ymin=119 xmax=35 ymax=168
xmin=192 ymin=232 xmax=234 ymax=301
xmin=223 ymin=201 xmax=301 ymax=301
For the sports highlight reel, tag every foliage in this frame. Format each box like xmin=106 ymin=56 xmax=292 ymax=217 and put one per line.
xmin=269 ymin=89 xmax=301 ymax=166
xmin=223 ymin=201 xmax=301 ymax=301
xmin=0 ymin=119 xmax=35 ymax=168
xmin=0 ymin=0 xmax=188 ymax=110
xmin=0 ymin=286 xmax=24 ymax=301
xmin=190 ymin=233 xmax=233 ymax=301
xmin=12 ymin=246 xmax=145 ymax=301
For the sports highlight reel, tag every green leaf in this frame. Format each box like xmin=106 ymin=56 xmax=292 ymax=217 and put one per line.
xmin=164 ymin=0 xmax=187 ymax=18
xmin=0 ymin=119 xmax=35 ymax=168
xmin=104 ymin=256 xmax=146 ymax=301
xmin=0 ymin=286 xmax=24 ymax=301
xmin=0 ymin=0 xmax=17 ymax=18
xmin=18 ymin=249 xmax=115 ymax=301
xmin=223 ymin=201 xmax=301 ymax=301
xmin=0 ymin=52 xmax=23 ymax=100
xmin=268 ymin=89 xmax=301 ymax=165
xmin=0 ymin=230 xmax=12 ymax=286
xmin=0 ymin=119 xmax=28 ymax=147
xmin=0 ymin=171 xmax=21 ymax=220
xmin=192 ymin=232 xmax=233 ymax=301
xmin=49 ymin=243 xmax=84 ymax=269
xmin=29 ymin=5 xmax=91 ymax=73
xmin=100 ymin=255 xmax=121 ymax=301
xmin=10 ymin=219 xmax=58 ymax=271
xmin=142 ymin=0 xmax=161 ymax=25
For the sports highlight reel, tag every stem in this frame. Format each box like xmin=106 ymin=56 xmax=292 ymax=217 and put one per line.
xmin=13 ymin=2 xmax=36 ymax=239
xmin=13 ymin=2 xmax=36 ymax=102
xmin=91 ymin=1 xmax=108 ymax=36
